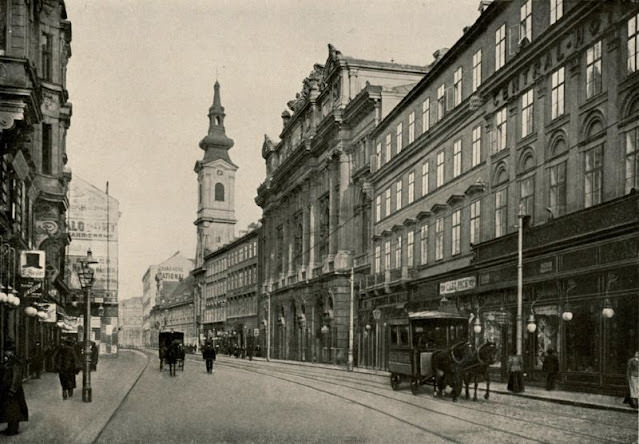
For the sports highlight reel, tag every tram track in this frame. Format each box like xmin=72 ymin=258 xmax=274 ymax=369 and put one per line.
xmin=207 ymin=357 xmax=631 ymax=444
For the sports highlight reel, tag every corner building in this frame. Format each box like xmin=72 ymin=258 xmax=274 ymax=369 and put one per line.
xmin=364 ymin=0 xmax=638 ymax=395
xmin=256 ymin=45 xmax=428 ymax=364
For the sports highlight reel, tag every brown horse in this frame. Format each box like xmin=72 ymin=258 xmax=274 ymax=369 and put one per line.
xmin=461 ymin=341 xmax=498 ymax=401
xmin=431 ymin=341 xmax=470 ymax=402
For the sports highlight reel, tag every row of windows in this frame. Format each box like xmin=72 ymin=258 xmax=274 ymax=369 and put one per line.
xmin=206 ymin=240 xmax=258 ymax=276
xmin=373 ymin=131 xmax=639 ymax=273
xmin=205 ymin=265 xmax=258 ymax=299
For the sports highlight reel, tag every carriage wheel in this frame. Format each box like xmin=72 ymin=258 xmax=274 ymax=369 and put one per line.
xmin=410 ymin=378 xmax=419 ymax=395
xmin=390 ymin=374 xmax=400 ymax=391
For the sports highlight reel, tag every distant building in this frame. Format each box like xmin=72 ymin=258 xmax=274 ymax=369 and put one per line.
xmin=142 ymin=251 xmax=194 ymax=346
xmin=119 ymin=297 xmax=143 ymax=349
xmin=67 ymin=176 xmax=120 ymax=355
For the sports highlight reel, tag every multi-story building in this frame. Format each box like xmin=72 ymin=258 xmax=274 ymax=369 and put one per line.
xmin=255 ymin=44 xmax=429 ymax=364
xmin=363 ymin=0 xmax=638 ymax=395
xmin=67 ymin=176 xmax=120 ymax=355
xmin=0 ymin=1 xmax=73 ymax=365
xmin=159 ymin=275 xmax=196 ymax=347
xmin=118 ymin=296 xmax=143 ymax=349
xmin=142 ymin=251 xmax=193 ymax=346
xmin=197 ymin=225 xmax=259 ymax=353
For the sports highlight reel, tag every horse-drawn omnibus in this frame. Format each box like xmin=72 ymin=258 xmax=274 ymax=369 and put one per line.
xmin=388 ymin=310 xmax=468 ymax=395
xmin=158 ymin=331 xmax=185 ymax=374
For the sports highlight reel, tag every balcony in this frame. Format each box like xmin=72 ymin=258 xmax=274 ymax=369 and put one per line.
xmin=0 ymin=56 xmax=42 ymax=129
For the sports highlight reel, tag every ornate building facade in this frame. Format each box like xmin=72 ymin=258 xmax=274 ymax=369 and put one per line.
xmin=0 ymin=0 xmax=73 ymax=367
xmin=362 ymin=0 xmax=638 ymax=395
xmin=255 ymin=44 xmax=429 ymax=364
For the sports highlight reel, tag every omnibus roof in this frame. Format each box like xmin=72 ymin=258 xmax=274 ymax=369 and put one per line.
xmin=408 ymin=310 xmax=467 ymax=320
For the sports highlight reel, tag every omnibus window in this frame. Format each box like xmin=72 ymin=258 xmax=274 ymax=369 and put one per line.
xmin=399 ymin=325 xmax=409 ymax=345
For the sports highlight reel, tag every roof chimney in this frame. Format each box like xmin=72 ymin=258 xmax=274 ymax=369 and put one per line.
xmin=478 ymin=0 xmax=493 ymax=13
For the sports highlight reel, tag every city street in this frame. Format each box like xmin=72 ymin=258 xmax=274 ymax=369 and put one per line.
xmin=94 ymin=352 xmax=638 ymax=444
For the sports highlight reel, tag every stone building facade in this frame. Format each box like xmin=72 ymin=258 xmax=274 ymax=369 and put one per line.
xmin=255 ymin=44 xmax=429 ymax=364
xmin=362 ymin=0 xmax=638 ymax=394
xmin=118 ymin=296 xmax=143 ymax=349
xmin=0 ymin=0 xmax=73 ymax=367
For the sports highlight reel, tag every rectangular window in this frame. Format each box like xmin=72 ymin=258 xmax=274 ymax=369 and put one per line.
xmin=422 ymin=98 xmax=431 ymax=133
xmin=385 ymin=134 xmax=392 ymax=164
xmin=551 ymin=67 xmax=565 ymax=120
xmin=496 ymin=24 xmax=506 ymax=71
xmin=549 ymin=161 xmax=567 ymax=217
xmin=436 ymin=151 xmax=445 ymax=187
xmin=375 ymin=245 xmax=381 ymax=273
xmin=396 ymin=123 xmax=403 ymax=154
xmin=42 ymin=123 xmax=52 ymax=175
xmin=375 ymin=195 xmax=381 ymax=222
xmin=407 ymin=230 xmax=414 ymax=268
xmin=435 ymin=218 xmax=444 ymax=261
xmin=520 ymin=0 xmax=532 ymax=44
xmin=437 ymin=84 xmax=446 ymax=121
xmin=470 ymin=199 xmax=481 ymax=245
xmin=586 ymin=41 xmax=602 ymax=99
xmin=420 ymin=224 xmax=428 ymax=265
xmin=408 ymin=112 xmax=415 ymax=144
xmin=451 ymin=209 xmax=461 ymax=256
xmin=494 ymin=107 xmax=507 ymax=153
xmin=40 ymin=33 xmax=52 ymax=81
xmin=375 ymin=142 xmax=382 ymax=170
xmin=550 ymin=0 xmax=563 ymax=25
xmin=384 ymin=240 xmax=391 ymax=271
xmin=408 ymin=172 xmax=415 ymax=204
xmin=495 ymin=188 xmax=508 ymax=238
xmin=385 ymin=188 xmax=391 ymax=217
xmin=395 ymin=235 xmax=402 ymax=269
xmin=520 ymin=175 xmax=535 ymax=220
xmin=472 ymin=125 xmax=481 ymax=167
xmin=626 ymin=128 xmax=639 ymax=194
xmin=584 ymin=145 xmax=603 ymax=208
xmin=521 ymin=89 xmax=534 ymax=138
xmin=396 ymin=180 xmax=402 ymax=211
xmin=472 ymin=49 xmax=482 ymax=92
xmin=422 ymin=161 xmax=429 ymax=196
xmin=629 ymin=12 xmax=639 ymax=74
xmin=453 ymin=67 xmax=463 ymax=106
xmin=453 ymin=140 xmax=462 ymax=177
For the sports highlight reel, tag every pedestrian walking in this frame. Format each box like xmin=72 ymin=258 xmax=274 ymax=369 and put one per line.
xmin=90 ymin=341 xmax=99 ymax=371
xmin=0 ymin=343 xmax=28 ymax=435
xmin=506 ymin=354 xmax=524 ymax=393
xmin=202 ymin=340 xmax=216 ymax=374
xmin=30 ymin=341 xmax=44 ymax=379
xmin=625 ymin=351 xmax=639 ymax=408
xmin=53 ymin=338 xmax=80 ymax=400
xmin=542 ymin=348 xmax=560 ymax=390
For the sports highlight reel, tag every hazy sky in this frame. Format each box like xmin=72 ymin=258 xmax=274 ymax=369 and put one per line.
xmin=64 ymin=0 xmax=480 ymax=299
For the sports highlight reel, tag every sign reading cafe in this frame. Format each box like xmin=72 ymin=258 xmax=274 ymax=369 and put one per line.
xmin=439 ymin=276 xmax=476 ymax=295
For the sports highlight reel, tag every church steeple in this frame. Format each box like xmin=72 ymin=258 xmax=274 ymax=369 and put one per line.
xmin=199 ymin=81 xmax=234 ymax=163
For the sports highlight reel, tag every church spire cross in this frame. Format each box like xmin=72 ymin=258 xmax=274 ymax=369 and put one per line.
xmin=199 ymin=81 xmax=234 ymax=160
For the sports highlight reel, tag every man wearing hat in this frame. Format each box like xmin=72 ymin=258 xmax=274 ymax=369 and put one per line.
xmin=0 ymin=342 xmax=29 ymax=435
xmin=53 ymin=338 xmax=80 ymax=399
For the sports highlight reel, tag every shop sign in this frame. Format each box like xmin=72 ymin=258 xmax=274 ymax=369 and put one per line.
xmin=19 ymin=250 xmax=45 ymax=279
xmin=439 ymin=276 xmax=476 ymax=295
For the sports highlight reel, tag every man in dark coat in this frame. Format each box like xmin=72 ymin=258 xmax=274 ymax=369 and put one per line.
xmin=54 ymin=339 xmax=79 ymax=399
xmin=90 ymin=341 xmax=99 ymax=371
xmin=0 ymin=345 xmax=28 ymax=435
xmin=543 ymin=348 xmax=560 ymax=390
xmin=202 ymin=340 xmax=216 ymax=374
xmin=30 ymin=341 xmax=44 ymax=379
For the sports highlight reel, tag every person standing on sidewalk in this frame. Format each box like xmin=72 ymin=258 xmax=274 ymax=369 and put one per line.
xmin=625 ymin=351 xmax=639 ymax=408
xmin=30 ymin=341 xmax=44 ymax=379
xmin=542 ymin=348 xmax=560 ymax=390
xmin=202 ymin=339 xmax=216 ymax=374
xmin=506 ymin=354 xmax=524 ymax=393
xmin=53 ymin=339 xmax=80 ymax=400
xmin=0 ymin=343 xmax=29 ymax=435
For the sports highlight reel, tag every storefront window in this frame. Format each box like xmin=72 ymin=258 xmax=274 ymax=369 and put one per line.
xmin=565 ymin=301 xmax=599 ymax=372
xmin=482 ymin=310 xmax=510 ymax=369
xmin=530 ymin=305 xmax=559 ymax=370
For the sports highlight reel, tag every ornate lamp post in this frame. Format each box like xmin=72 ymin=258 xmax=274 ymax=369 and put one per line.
xmin=77 ymin=249 xmax=98 ymax=403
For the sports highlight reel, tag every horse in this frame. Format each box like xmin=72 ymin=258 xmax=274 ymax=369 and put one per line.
xmin=461 ymin=341 xmax=498 ymax=401
xmin=165 ymin=341 xmax=180 ymax=376
xmin=431 ymin=341 xmax=470 ymax=402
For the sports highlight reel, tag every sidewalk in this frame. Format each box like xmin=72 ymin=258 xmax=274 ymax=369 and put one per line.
xmin=228 ymin=355 xmax=637 ymax=414
xmin=7 ymin=349 xmax=148 ymax=444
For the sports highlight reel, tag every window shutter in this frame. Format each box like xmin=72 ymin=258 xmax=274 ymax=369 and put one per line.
xmin=509 ymin=24 xmax=520 ymax=56
xmin=446 ymin=87 xmax=454 ymax=111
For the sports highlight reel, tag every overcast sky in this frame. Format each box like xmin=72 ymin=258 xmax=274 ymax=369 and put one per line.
xmin=64 ymin=0 xmax=481 ymax=300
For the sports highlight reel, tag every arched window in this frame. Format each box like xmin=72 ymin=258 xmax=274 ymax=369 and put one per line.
xmin=215 ymin=183 xmax=225 ymax=201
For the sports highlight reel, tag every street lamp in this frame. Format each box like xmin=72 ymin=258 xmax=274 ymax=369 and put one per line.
xmin=77 ymin=248 xmax=98 ymax=403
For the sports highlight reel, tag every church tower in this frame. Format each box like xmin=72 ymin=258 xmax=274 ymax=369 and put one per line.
xmin=194 ymin=81 xmax=238 ymax=265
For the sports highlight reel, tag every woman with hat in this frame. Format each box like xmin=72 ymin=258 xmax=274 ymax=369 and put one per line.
xmin=53 ymin=338 xmax=80 ymax=399
xmin=0 ymin=342 xmax=29 ymax=435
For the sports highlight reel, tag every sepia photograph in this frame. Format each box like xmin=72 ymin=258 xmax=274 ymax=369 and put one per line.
xmin=0 ymin=0 xmax=638 ymax=442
